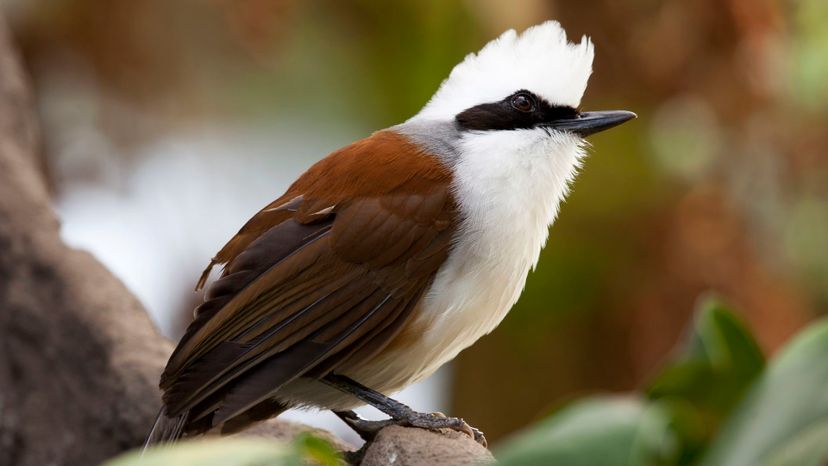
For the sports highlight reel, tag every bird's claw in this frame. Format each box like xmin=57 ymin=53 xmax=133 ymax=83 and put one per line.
xmin=407 ymin=412 xmax=487 ymax=447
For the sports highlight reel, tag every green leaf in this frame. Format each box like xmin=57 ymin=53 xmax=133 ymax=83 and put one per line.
xmin=700 ymin=318 xmax=828 ymax=466
xmin=102 ymin=438 xmax=296 ymax=466
xmin=648 ymin=295 xmax=764 ymax=408
xmin=494 ymin=397 xmax=668 ymax=466
xmin=643 ymin=295 xmax=765 ymax=464
xmin=759 ymin=420 xmax=828 ymax=466
xmin=294 ymin=433 xmax=342 ymax=466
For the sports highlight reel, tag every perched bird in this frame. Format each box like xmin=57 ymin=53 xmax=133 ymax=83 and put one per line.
xmin=147 ymin=20 xmax=635 ymax=448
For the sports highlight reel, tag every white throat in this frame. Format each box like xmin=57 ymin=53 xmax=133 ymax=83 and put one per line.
xmin=451 ymin=128 xmax=586 ymax=268
xmin=385 ymin=125 xmax=587 ymax=385
xmin=427 ymin=128 xmax=586 ymax=337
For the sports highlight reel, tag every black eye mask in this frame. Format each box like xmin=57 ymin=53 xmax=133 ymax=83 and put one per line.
xmin=455 ymin=90 xmax=579 ymax=131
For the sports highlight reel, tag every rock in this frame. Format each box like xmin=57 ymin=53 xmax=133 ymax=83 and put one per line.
xmin=361 ymin=426 xmax=494 ymax=466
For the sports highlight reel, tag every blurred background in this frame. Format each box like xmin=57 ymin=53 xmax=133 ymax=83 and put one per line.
xmin=1 ymin=0 xmax=825 ymax=447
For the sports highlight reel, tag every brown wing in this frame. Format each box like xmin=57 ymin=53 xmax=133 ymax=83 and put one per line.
xmin=159 ymin=130 xmax=456 ymax=429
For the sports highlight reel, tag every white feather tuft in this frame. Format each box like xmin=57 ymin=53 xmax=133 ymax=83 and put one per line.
xmin=412 ymin=21 xmax=594 ymax=121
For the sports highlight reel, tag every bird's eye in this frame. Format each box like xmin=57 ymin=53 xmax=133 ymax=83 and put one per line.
xmin=511 ymin=93 xmax=535 ymax=112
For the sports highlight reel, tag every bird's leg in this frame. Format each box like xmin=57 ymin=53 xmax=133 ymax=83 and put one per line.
xmin=324 ymin=373 xmax=486 ymax=446
xmin=333 ymin=410 xmax=396 ymax=442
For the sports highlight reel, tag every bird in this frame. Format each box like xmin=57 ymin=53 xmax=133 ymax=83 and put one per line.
xmin=145 ymin=20 xmax=635 ymax=449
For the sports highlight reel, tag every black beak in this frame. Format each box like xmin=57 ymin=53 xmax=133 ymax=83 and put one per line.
xmin=544 ymin=110 xmax=637 ymax=137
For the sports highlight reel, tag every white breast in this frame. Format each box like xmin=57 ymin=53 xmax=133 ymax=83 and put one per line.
xmin=349 ymin=129 xmax=586 ymax=393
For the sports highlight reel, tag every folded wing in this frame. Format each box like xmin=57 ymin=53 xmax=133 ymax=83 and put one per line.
xmin=158 ymin=130 xmax=456 ymax=433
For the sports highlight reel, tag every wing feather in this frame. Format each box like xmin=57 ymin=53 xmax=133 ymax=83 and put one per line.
xmin=159 ymin=130 xmax=456 ymax=433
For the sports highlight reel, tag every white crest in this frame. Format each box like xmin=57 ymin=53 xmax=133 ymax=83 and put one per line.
xmin=411 ymin=21 xmax=594 ymax=121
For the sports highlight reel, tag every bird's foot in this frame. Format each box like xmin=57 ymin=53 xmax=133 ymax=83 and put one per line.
xmin=401 ymin=411 xmax=487 ymax=446
xmin=334 ymin=410 xmax=487 ymax=447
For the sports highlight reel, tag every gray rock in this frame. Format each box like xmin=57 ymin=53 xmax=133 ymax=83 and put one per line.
xmin=361 ymin=426 xmax=494 ymax=466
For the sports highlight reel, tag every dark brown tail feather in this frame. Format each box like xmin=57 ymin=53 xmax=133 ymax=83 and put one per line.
xmin=143 ymin=407 xmax=189 ymax=451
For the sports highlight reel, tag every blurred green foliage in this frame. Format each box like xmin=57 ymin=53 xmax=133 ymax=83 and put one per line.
xmin=492 ymin=397 xmax=653 ymax=466
xmin=495 ymin=297 xmax=828 ymax=465
xmin=103 ymin=433 xmax=341 ymax=466
xmin=645 ymin=296 xmax=764 ymax=464
xmin=701 ymin=319 xmax=828 ymax=466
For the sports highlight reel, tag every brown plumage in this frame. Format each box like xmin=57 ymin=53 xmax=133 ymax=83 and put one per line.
xmin=154 ymin=130 xmax=457 ymax=438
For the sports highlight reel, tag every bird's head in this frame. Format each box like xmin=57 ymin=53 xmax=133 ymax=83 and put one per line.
xmin=411 ymin=20 xmax=634 ymax=139
xmin=400 ymin=21 xmax=634 ymax=231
